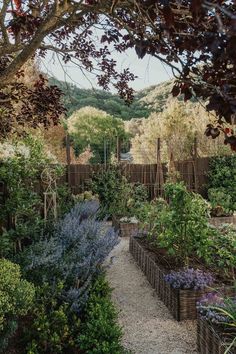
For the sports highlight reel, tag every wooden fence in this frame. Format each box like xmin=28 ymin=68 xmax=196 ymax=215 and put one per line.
xmin=67 ymin=157 xmax=210 ymax=199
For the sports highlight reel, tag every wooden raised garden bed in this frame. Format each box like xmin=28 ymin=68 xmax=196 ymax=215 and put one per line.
xmin=129 ymin=236 xmax=235 ymax=321
xmin=197 ymin=317 xmax=236 ymax=354
xmin=209 ymin=215 xmax=236 ymax=227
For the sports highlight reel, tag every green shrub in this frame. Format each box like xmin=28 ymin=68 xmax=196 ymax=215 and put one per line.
xmin=79 ymin=275 xmax=125 ymax=354
xmin=208 ymin=155 xmax=236 ymax=214
xmin=91 ymin=164 xmax=147 ymax=219
xmin=23 ymin=282 xmax=80 ymax=354
xmin=0 ymin=135 xmax=64 ymax=255
xmin=142 ymin=182 xmax=213 ymax=266
xmin=0 ymin=259 xmax=35 ymax=351
xmin=207 ymin=224 xmax=236 ymax=279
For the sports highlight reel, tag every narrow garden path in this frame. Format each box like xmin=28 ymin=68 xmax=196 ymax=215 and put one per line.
xmin=106 ymin=238 xmax=198 ymax=354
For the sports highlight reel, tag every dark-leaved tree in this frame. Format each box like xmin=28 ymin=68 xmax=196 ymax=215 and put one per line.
xmin=1 ymin=0 xmax=236 ymax=148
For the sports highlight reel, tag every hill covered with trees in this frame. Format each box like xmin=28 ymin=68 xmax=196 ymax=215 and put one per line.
xmin=49 ymin=77 xmax=152 ymax=119
xmin=49 ymin=77 xmax=198 ymax=120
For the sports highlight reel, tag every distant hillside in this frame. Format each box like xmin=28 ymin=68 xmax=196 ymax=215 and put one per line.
xmin=49 ymin=77 xmax=193 ymax=119
xmin=49 ymin=77 xmax=152 ymax=119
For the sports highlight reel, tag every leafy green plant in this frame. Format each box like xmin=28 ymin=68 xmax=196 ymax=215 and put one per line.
xmin=0 ymin=259 xmax=35 ymax=352
xmin=137 ymin=198 xmax=168 ymax=239
xmin=91 ymin=164 xmax=147 ymax=219
xmin=208 ymin=188 xmax=234 ymax=216
xmin=0 ymin=135 xmax=64 ymax=255
xmin=79 ymin=275 xmax=126 ymax=354
xmin=208 ymin=155 xmax=236 ymax=214
xmin=207 ymin=224 xmax=236 ymax=279
xmin=143 ymin=182 xmax=213 ymax=266
xmin=23 ymin=282 xmax=81 ymax=354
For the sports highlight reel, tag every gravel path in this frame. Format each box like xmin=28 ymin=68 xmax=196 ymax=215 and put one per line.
xmin=105 ymin=238 xmax=198 ymax=354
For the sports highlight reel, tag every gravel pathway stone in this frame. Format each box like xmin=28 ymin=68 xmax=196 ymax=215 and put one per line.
xmin=105 ymin=238 xmax=198 ymax=354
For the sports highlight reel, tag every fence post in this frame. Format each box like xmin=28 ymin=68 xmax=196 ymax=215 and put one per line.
xmin=116 ymin=136 xmax=121 ymax=162
xmin=155 ymin=138 xmax=164 ymax=197
xmin=65 ymin=132 xmax=71 ymax=189
xmin=193 ymin=133 xmax=198 ymax=193
xmin=104 ymin=139 xmax=107 ymax=167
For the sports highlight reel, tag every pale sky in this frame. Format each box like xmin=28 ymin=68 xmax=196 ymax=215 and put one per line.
xmin=41 ymin=48 xmax=173 ymax=92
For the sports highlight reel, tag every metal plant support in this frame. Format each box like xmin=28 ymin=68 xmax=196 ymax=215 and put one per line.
xmin=41 ymin=167 xmax=58 ymax=220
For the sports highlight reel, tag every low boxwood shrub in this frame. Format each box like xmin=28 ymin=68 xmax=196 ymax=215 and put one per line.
xmin=24 ymin=282 xmax=81 ymax=354
xmin=0 ymin=259 xmax=35 ymax=352
xmin=79 ymin=274 xmax=127 ymax=354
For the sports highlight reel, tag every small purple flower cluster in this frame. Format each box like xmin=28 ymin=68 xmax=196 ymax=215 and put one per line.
xmin=197 ymin=293 xmax=230 ymax=324
xmin=164 ymin=268 xmax=215 ymax=290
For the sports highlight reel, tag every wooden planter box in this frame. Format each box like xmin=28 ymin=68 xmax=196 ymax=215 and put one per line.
xmin=119 ymin=222 xmax=139 ymax=237
xmin=112 ymin=217 xmax=139 ymax=237
xmin=197 ymin=317 xmax=236 ymax=354
xmin=129 ymin=236 xmax=235 ymax=321
xmin=209 ymin=215 xmax=236 ymax=227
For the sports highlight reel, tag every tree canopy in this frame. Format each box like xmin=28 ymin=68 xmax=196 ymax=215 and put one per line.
xmin=67 ymin=106 xmax=128 ymax=163
xmin=1 ymin=0 xmax=236 ymax=147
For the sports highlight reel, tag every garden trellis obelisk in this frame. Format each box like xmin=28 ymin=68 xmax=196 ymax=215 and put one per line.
xmin=41 ymin=167 xmax=58 ymax=220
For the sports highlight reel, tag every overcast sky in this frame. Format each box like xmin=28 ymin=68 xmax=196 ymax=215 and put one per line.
xmin=41 ymin=48 xmax=173 ymax=92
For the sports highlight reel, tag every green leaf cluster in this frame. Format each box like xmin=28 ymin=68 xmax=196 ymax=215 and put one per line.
xmin=24 ymin=282 xmax=80 ymax=354
xmin=79 ymin=275 xmax=127 ymax=354
xmin=0 ymin=259 xmax=35 ymax=351
xmin=91 ymin=164 xmax=147 ymax=219
xmin=208 ymin=155 xmax=236 ymax=215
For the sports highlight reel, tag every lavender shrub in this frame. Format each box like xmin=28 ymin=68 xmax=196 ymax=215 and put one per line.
xmin=23 ymin=201 xmax=118 ymax=312
xmin=164 ymin=268 xmax=215 ymax=290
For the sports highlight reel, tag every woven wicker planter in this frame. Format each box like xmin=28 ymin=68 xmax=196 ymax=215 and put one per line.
xmin=112 ymin=217 xmax=139 ymax=237
xmin=197 ymin=317 xmax=236 ymax=354
xmin=129 ymin=236 xmax=234 ymax=321
xmin=119 ymin=222 xmax=139 ymax=237
xmin=209 ymin=215 xmax=236 ymax=227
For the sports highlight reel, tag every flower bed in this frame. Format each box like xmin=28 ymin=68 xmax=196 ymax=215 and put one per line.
xmin=129 ymin=236 xmax=235 ymax=321
xmin=197 ymin=317 xmax=236 ymax=354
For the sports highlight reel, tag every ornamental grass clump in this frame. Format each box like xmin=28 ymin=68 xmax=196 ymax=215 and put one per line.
xmin=164 ymin=268 xmax=215 ymax=290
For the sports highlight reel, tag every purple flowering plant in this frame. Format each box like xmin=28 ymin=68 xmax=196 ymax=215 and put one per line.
xmin=164 ymin=268 xmax=215 ymax=290
xmin=197 ymin=292 xmax=236 ymax=326
xmin=197 ymin=292 xmax=236 ymax=353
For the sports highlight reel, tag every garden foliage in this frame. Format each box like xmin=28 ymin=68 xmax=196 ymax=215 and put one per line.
xmin=143 ymin=182 xmax=212 ymax=266
xmin=79 ymin=275 xmax=126 ymax=354
xmin=139 ymin=182 xmax=236 ymax=280
xmin=22 ymin=201 xmax=118 ymax=312
xmin=197 ymin=293 xmax=236 ymax=351
xmin=91 ymin=163 xmax=148 ymax=219
xmin=208 ymin=155 xmax=236 ymax=215
xmin=0 ymin=135 xmax=64 ymax=256
xmin=0 ymin=259 xmax=35 ymax=351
